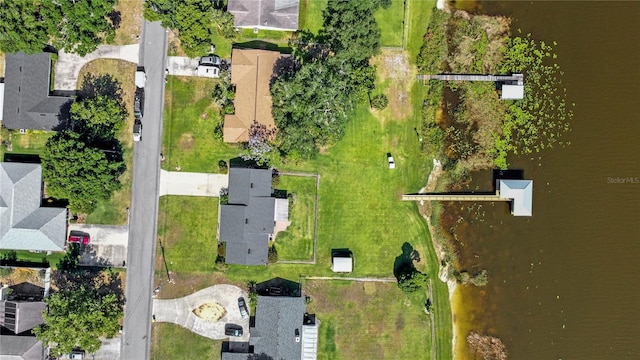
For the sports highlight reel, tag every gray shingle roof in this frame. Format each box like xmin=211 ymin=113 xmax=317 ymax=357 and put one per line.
xmin=0 ymin=163 xmax=67 ymax=252
xmin=1 ymin=301 xmax=45 ymax=334
xmin=250 ymin=295 xmax=305 ymax=360
xmin=220 ymin=167 xmax=275 ymax=265
xmin=0 ymin=334 xmax=45 ymax=360
xmin=229 ymin=0 xmax=300 ymax=31
xmin=2 ymin=52 xmax=73 ymax=130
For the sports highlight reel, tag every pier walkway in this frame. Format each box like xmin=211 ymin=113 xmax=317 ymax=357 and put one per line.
xmin=401 ymin=192 xmax=510 ymax=202
xmin=417 ymin=73 xmax=524 ymax=85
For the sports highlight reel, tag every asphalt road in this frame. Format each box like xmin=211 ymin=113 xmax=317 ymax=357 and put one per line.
xmin=121 ymin=21 xmax=168 ymax=360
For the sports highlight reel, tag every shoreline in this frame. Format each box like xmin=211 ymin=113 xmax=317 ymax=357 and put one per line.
xmin=417 ymin=159 xmax=459 ymax=358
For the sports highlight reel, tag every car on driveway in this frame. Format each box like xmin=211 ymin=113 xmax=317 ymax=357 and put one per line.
xmin=238 ymin=297 xmax=249 ymax=319
xmin=225 ymin=324 xmax=243 ymax=337
xmin=200 ymin=55 xmax=221 ymax=66
xmin=68 ymin=233 xmax=90 ymax=245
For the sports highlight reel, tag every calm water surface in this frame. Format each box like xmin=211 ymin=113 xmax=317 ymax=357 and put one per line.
xmin=447 ymin=1 xmax=640 ymax=359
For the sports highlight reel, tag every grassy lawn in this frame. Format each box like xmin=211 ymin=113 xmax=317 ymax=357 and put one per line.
xmin=306 ymin=280 xmax=432 ymax=360
xmin=375 ymin=0 xmax=406 ymax=47
xmin=162 ymin=76 xmax=240 ymax=173
xmin=151 ymin=323 xmax=221 ymax=360
xmin=406 ymin=0 xmax=436 ymax=60
xmin=0 ymin=130 xmax=54 ymax=160
xmin=274 ymin=175 xmax=317 ymax=261
xmin=157 ymin=196 xmax=220 ymax=273
xmin=0 ymin=250 xmax=65 ymax=268
xmin=113 ymin=0 xmax=143 ymax=45
xmin=300 ymin=0 xmax=327 ymax=34
xmin=78 ymin=59 xmax=136 ymax=225
xmin=240 ymin=28 xmax=293 ymax=41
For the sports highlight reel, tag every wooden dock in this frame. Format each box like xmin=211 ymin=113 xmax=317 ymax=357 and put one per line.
xmin=417 ymin=73 xmax=524 ymax=85
xmin=401 ymin=192 xmax=510 ymax=202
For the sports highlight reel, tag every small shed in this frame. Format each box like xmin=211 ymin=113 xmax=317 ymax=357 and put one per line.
xmin=274 ymin=198 xmax=289 ymax=221
xmin=331 ymin=256 xmax=353 ymax=273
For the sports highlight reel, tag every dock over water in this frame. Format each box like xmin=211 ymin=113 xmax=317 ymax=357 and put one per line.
xmin=401 ymin=192 xmax=510 ymax=202
xmin=416 ymin=73 xmax=524 ymax=85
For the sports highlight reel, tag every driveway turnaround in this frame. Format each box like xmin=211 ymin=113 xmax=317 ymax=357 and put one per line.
xmin=54 ymin=44 xmax=140 ymax=91
xmin=153 ymin=285 xmax=250 ymax=341
xmin=159 ymin=170 xmax=228 ymax=197
xmin=68 ymin=224 xmax=128 ymax=267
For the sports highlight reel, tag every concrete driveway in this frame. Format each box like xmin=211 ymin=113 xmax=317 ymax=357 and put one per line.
xmin=159 ymin=170 xmax=228 ymax=197
xmin=166 ymin=56 xmax=201 ymax=77
xmin=68 ymin=224 xmax=129 ymax=267
xmin=153 ymin=285 xmax=249 ymax=341
xmin=54 ymin=44 xmax=140 ymax=91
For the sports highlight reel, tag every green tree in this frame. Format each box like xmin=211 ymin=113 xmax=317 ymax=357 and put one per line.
xmin=34 ymin=278 xmax=123 ymax=355
xmin=144 ymin=0 xmax=236 ymax=57
xmin=371 ymin=94 xmax=389 ymax=110
xmin=322 ymin=0 xmax=380 ymax=64
xmin=55 ymin=0 xmax=119 ymax=56
xmin=41 ymin=131 xmax=125 ymax=213
xmin=0 ymin=0 xmax=119 ymax=56
xmin=71 ymin=95 xmax=127 ymax=141
xmin=271 ymin=60 xmax=355 ymax=159
xmin=398 ymin=270 xmax=427 ymax=293
xmin=0 ymin=0 xmax=62 ymax=54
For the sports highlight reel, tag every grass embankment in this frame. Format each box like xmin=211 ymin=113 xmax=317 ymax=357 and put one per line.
xmin=274 ymin=175 xmax=317 ymax=261
xmin=162 ymin=76 xmax=239 ymax=173
xmin=300 ymin=0 xmax=327 ymax=34
xmin=376 ymin=0 xmax=406 ymax=47
xmin=113 ymin=0 xmax=143 ymax=45
xmin=77 ymin=59 xmax=136 ymax=225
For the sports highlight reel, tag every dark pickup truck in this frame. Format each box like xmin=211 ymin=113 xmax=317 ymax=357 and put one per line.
xmin=134 ymin=87 xmax=144 ymax=120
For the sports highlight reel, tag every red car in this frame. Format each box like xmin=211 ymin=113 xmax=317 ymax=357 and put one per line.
xmin=68 ymin=234 xmax=90 ymax=245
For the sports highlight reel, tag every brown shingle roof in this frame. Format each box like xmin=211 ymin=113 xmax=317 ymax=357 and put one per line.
xmin=224 ymin=49 xmax=281 ymax=143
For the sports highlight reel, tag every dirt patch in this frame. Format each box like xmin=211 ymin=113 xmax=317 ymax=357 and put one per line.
xmin=0 ymin=52 xmax=5 ymax=77
xmin=273 ymin=220 xmax=292 ymax=239
xmin=371 ymin=50 xmax=415 ymax=121
xmin=178 ymin=133 xmax=196 ymax=151
xmin=193 ymin=302 xmax=227 ymax=322
xmin=113 ymin=0 xmax=143 ymax=45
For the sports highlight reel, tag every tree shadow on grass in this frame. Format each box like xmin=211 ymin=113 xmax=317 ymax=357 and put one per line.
xmin=393 ymin=242 xmax=421 ymax=281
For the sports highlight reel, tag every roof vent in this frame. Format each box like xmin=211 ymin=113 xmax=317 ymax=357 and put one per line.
xmin=245 ymin=219 xmax=249 ymax=224
xmin=250 ymin=183 xmax=254 ymax=188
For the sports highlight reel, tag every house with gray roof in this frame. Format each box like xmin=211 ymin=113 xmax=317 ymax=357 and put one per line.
xmin=228 ymin=0 xmax=300 ymax=31
xmin=0 ymin=296 xmax=46 ymax=360
xmin=1 ymin=52 xmax=73 ymax=130
xmin=0 ymin=162 xmax=68 ymax=252
xmin=221 ymin=281 xmax=318 ymax=360
xmin=219 ymin=167 xmax=289 ymax=265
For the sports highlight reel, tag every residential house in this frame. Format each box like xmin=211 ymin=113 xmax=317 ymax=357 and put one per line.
xmin=221 ymin=279 xmax=318 ymax=360
xmin=218 ymin=166 xmax=289 ymax=265
xmin=228 ymin=0 xmax=300 ymax=31
xmin=1 ymin=52 xmax=73 ymax=130
xmin=0 ymin=285 xmax=47 ymax=360
xmin=223 ymin=49 xmax=281 ymax=143
xmin=0 ymin=162 xmax=68 ymax=252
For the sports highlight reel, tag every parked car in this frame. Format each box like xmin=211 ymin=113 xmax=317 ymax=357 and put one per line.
xmin=387 ymin=153 xmax=396 ymax=169
xmin=133 ymin=119 xmax=143 ymax=142
xmin=225 ymin=324 xmax=243 ymax=337
xmin=69 ymin=349 xmax=85 ymax=359
xmin=135 ymin=68 xmax=146 ymax=88
xmin=134 ymin=87 xmax=144 ymax=120
xmin=68 ymin=233 xmax=90 ymax=245
xmin=238 ymin=297 xmax=249 ymax=319
xmin=200 ymin=55 xmax=221 ymax=66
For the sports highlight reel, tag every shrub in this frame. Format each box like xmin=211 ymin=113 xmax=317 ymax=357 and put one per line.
xmin=268 ymin=245 xmax=279 ymax=264
xmin=470 ymin=270 xmax=489 ymax=286
xmin=371 ymin=94 xmax=389 ymax=110
xmin=218 ymin=160 xmax=228 ymax=174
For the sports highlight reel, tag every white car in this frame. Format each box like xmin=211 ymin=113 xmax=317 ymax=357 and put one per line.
xmin=387 ymin=154 xmax=396 ymax=169
xmin=133 ymin=120 xmax=142 ymax=142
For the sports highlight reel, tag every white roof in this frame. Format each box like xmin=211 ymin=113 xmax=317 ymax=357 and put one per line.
xmin=498 ymin=180 xmax=533 ymax=216
xmin=274 ymin=198 xmax=289 ymax=221
xmin=135 ymin=71 xmax=146 ymax=88
xmin=501 ymin=84 xmax=524 ymax=99
xmin=331 ymin=257 xmax=353 ymax=272
xmin=197 ymin=65 xmax=220 ymax=78
xmin=301 ymin=323 xmax=319 ymax=360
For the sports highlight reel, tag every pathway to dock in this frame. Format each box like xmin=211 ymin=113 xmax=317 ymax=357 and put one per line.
xmin=401 ymin=193 xmax=510 ymax=202
xmin=417 ymin=73 xmax=524 ymax=84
